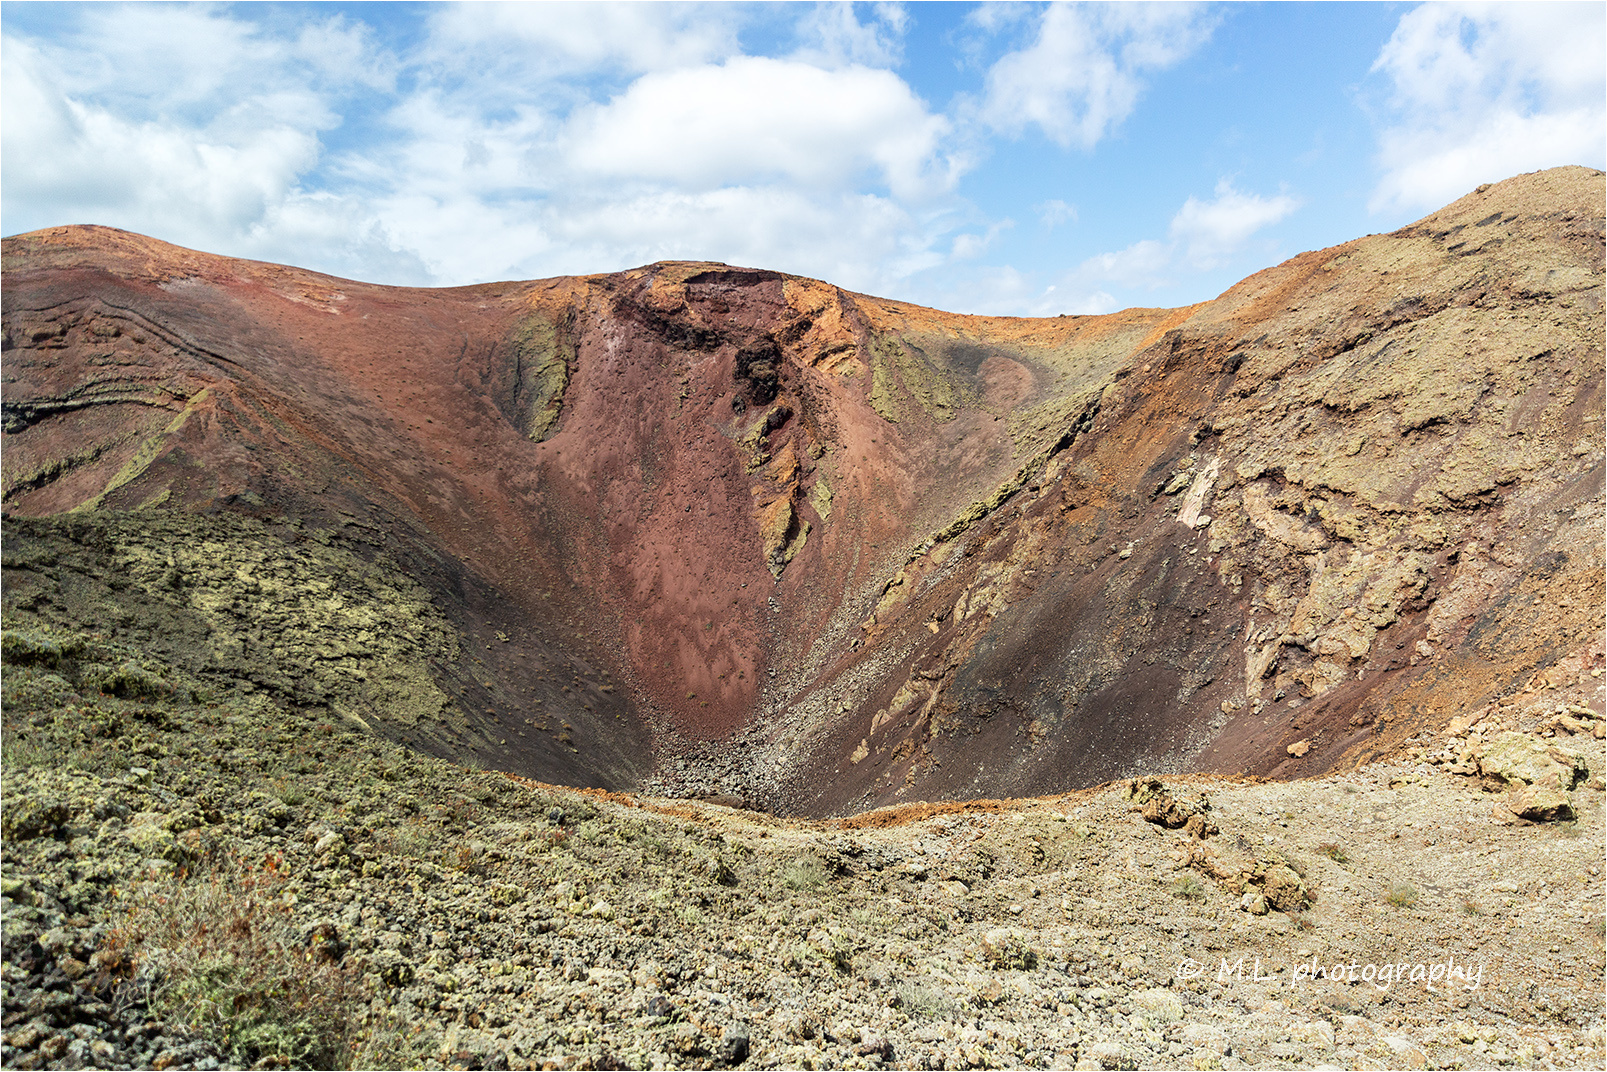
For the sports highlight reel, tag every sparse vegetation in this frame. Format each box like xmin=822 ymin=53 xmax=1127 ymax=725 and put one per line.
xmin=1171 ymin=873 xmax=1208 ymax=901
xmin=1318 ymin=841 xmax=1348 ymax=863
xmin=100 ymin=856 xmax=367 ymax=1070
xmin=1387 ymin=880 xmax=1421 ymax=909
xmin=783 ymin=854 xmax=828 ymax=892
xmin=895 ymin=980 xmax=959 ymax=1020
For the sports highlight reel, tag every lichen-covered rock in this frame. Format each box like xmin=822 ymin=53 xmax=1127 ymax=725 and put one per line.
xmin=1505 ymin=781 xmax=1576 ymax=821
xmin=978 ymin=927 xmax=1035 ymax=970
xmin=1477 ymin=732 xmax=1589 ymax=790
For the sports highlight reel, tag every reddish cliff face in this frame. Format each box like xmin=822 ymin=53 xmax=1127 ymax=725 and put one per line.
xmin=4 ymin=167 xmax=1603 ymax=814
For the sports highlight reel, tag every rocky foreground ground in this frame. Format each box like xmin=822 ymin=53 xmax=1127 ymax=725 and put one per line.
xmin=2 ymin=619 xmax=1604 ymax=1071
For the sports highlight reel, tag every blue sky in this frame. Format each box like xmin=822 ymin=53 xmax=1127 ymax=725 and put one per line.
xmin=4 ymin=2 xmax=1603 ymax=315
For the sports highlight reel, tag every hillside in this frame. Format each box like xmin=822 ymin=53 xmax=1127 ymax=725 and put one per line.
xmin=0 ymin=619 xmax=1601 ymax=1069
xmin=3 ymin=166 xmax=1602 ymax=818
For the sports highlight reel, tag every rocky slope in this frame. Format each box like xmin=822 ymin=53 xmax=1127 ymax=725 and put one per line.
xmin=1 ymin=619 xmax=1603 ymax=1071
xmin=3 ymin=167 xmax=1603 ymax=816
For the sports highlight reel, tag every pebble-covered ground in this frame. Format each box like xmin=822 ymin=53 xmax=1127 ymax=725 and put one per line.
xmin=3 ymin=620 xmax=1603 ymax=1071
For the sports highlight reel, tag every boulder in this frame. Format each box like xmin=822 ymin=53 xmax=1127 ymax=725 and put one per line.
xmin=1476 ymin=732 xmax=1588 ymax=790
xmin=1505 ymin=782 xmax=1576 ymax=822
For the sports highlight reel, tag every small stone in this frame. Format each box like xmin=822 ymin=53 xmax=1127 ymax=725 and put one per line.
xmin=1181 ymin=1024 xmax=1227 ymax=1055
xmin=1288 ymin=1020 xmax=1335 ymax=1048
xmin=126 ymin=822 xmax=182 ymax=862
xmin=1382 ymin=1036 xmax=1428 ymax=1069
xmin=1132 ymin=987 xmax=1184 ymax=1024
xmin=36 ymin=927 xmax=74 ymax=954
xmin=978 ymin=926 xmax=1035 ymax=969
xmin=721 ymin=1025 xmax=751 ymax=1065
xmin=1089 ymin=1040 xmax=1129 ymax=1069
xmin=5 ymin=1022 xmax=50 ymax=1050
xmin=854 ymin=1032 xmax=893 ymax=1061
xmin=1287 ymin=739 xmax=1311 ymax=758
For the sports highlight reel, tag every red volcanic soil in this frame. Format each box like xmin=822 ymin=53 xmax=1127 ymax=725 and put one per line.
xmin=4 ymin=167 xmax=1604 ymax=815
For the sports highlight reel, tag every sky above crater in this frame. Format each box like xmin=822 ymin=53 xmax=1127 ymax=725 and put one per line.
xmin=3 ymin=2 xmax=1603 ymax=316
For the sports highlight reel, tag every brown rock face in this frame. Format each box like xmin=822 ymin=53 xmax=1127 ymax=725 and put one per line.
xmin=4 ymin=167 xmax=1602 ymax=815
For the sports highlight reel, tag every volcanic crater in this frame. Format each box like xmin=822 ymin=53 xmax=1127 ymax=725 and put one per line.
xmin=3 ymin=166 xmax=1603 ymax=818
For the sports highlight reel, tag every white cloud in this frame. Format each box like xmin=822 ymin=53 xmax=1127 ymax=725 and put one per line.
xmin=1368 ymin=2 xmax=1606 ymax=214
xmin=0 ymin=4 xmax=416 ymax=280
xmin=562 ymin=58 xmax=954 ymax=200
xmin=978 ymin=1 xmax=1214 ymax=149
xmin=791 ymin=2 xmax=909 ymax=69
xmin=427 ymin=2 xmax=742 ymax=76
xmin=950 ymin=219 xmax=1014 ymax=261
xmin=1001 ymin=179 xmax=1296 ymax=316
xmin=1 ymin=36 xmax=321 ymax=244
xmin=1036 ymin=199 xmax=1078 ymax=229
xmin=1170 ymin=180 xmax=1299 ymax=268
xmin=934 ymin=262 xmax=1120 ymax=318
xmin=964 ymin=3 xmax=1038 ymax=38
xmin=0 ymin=2 xmax=1288 ymax=316
xmin=1074 ymin=238 xmax=1174 ymax=290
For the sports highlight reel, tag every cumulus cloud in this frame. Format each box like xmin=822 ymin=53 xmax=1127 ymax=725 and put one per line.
xmin=1049 ymin=180 xmax=1294 ymax=308
xmin=791 ymin=2 xmax=909 ymax=69
xmin=562 ymin=58 xmax=953 ymax=200
xmin=2 ymin=33 xmax=320 ymax=242
xmin=949 ymin=219 xmax=1014 ymax=261
xmin=539 ymin=185 xmax=946 ymax=293
xmin=1170 ymin=180 xmax=1299 ymax=268
xmin=0 ymin=5 xmax=421 ymax=280
xmin=978 ymin=1 xmax=1214 ymax=149
xmin=1368 ymin=2 xmax=1606 ymax=214
xmin=1073 ymin=238 xmax=1174 ymax=290
xmin=0 ymin=4 xmax=966 ymax=291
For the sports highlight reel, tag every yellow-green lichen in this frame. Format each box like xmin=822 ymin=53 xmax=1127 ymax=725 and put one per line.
xmin=508 ymin=317 xmax=572 ymax=442
xmin=2 ymin=511 xmax=460 ymax=734
xmin=808 ymin=475 xmax=833 ymax=522
xmin=867 ymin=334 xmax=962 ymax=424
xmin=73 ymin=388 xmax=211 ymax=512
